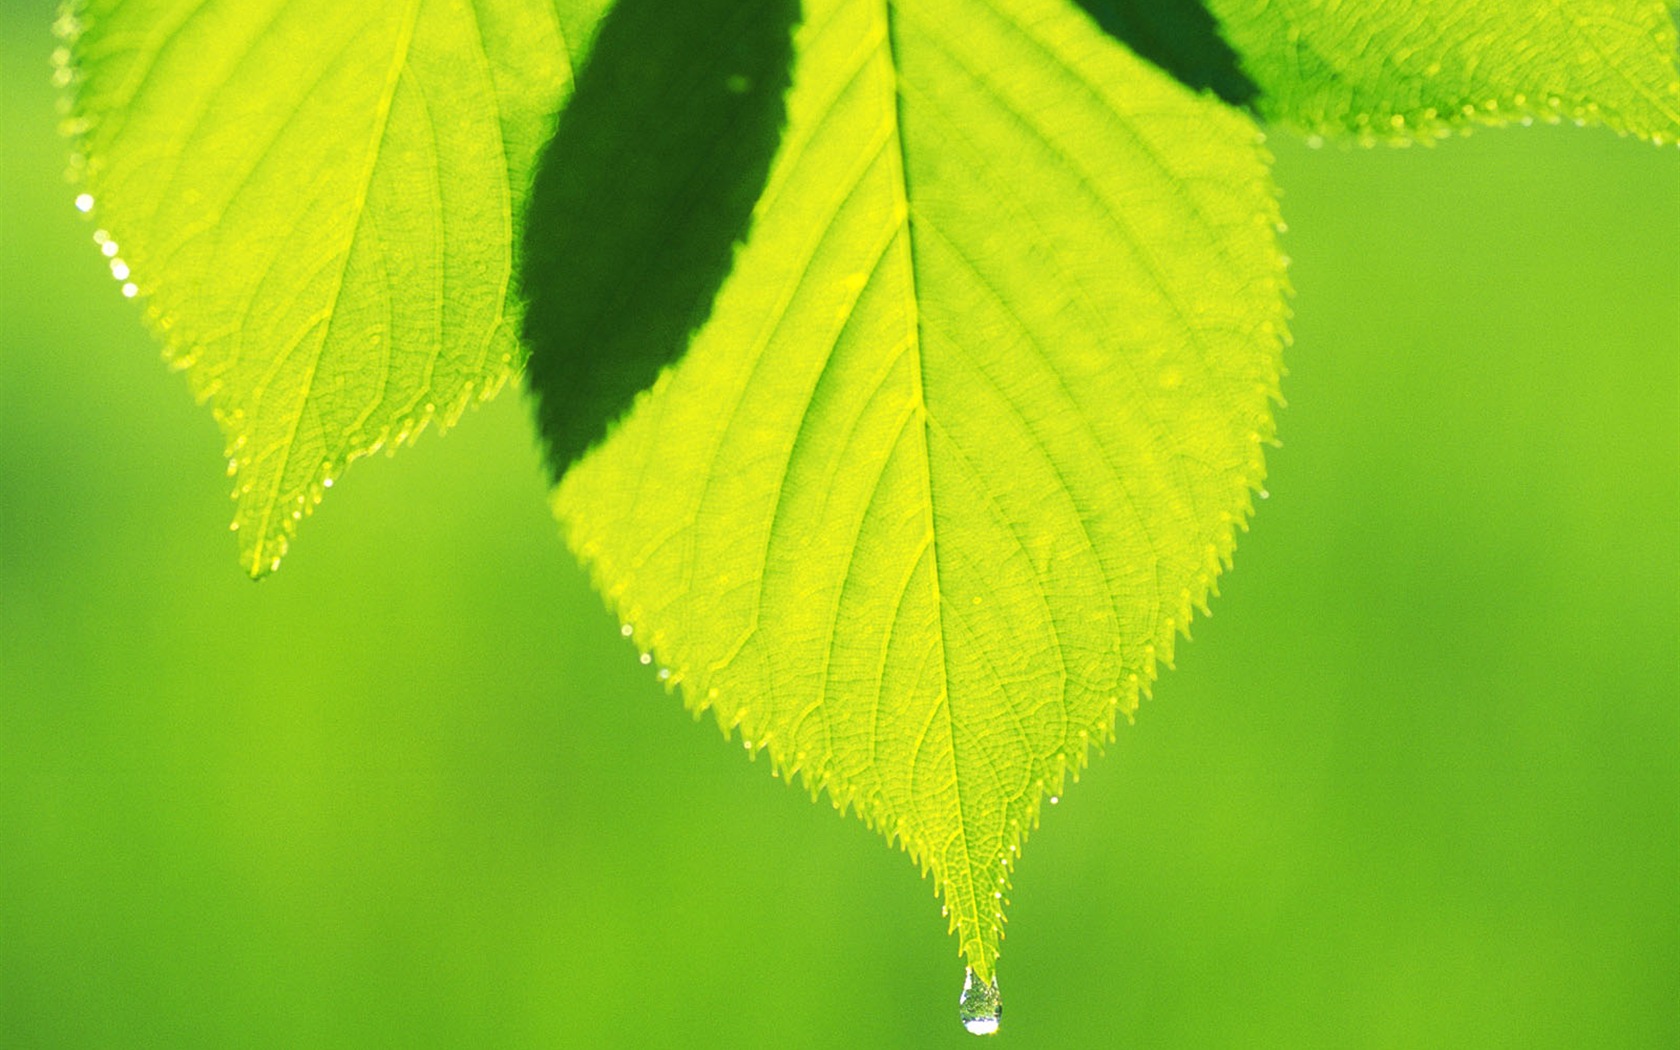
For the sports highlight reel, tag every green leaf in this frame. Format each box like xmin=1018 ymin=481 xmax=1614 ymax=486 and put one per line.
xmin=64 ymin=0 xmax=610 ymax=576
xmin=1205 ymin=0 xmax=1680 ymax=143
xmin=554 ymin=0 xmax=1287 ymax=980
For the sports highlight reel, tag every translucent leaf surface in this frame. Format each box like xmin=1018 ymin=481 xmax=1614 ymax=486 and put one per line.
xmin=1206 ymin=0 xmax=1680 ymax=143
xmin=64 ymin=0 xmax=610 ymax=575
xmin=555 ymin=0 xmax=1287 ymax=980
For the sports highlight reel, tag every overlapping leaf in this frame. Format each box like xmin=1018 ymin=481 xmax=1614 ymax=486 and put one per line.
xmin=64 ymin=0 xmax=609 ymax=575
xmin=554 ymin=0 xmax=1287 ymax=979
xmin=1206 ymin=0 xmax=1680 ymax=142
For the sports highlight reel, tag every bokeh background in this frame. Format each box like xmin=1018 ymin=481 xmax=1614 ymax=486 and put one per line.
xmin=3 ymin=4 xmax=1675 ymax=1046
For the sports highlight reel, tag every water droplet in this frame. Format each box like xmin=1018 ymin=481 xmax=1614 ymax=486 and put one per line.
xmin=110 ymin=259 xmax=130 ymax=280
xmin=321 ymin=478 xmax=333 ymax=489
xmin=620 ymin=623 xmax=634 ymax=637
xmin=638 ymin=653 xmax=652 ymax=666
xmin=1049 ymin=795 xmax=1060 ymax=805
xmin=958 ymin=968 xmax=1001 ymax=1036
xmin=101 ymin=240 xmax=119 ymax=258
xmin=657 ymin=668 xmax=671 ymax=681
xmin=74 ymin=193 xmax=93 ymax=213
xmin=121 ymin=282 xmax=138 ymax=299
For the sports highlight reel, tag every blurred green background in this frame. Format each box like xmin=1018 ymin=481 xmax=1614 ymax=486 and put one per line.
xmin=2 ymin=4 xmax=1675 ymax=1046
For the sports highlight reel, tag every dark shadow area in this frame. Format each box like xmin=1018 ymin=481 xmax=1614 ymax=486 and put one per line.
xmin=520 ymin=0 xmax=800 ymax=479
xmin=1072 ymin=0 xmax=1258 ymax=107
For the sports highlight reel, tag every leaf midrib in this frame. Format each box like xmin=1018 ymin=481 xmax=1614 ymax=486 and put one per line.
xmin=880 ymin=0 xmax=985 ymax=967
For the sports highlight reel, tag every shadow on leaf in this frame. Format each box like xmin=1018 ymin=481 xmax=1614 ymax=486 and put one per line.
xmin=520 ymin=0 xmax=800 ymax=479
xmin=1072 ymin=0 xmax=1258 ymax=107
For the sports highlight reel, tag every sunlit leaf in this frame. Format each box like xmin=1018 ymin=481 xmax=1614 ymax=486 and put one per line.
xmin=554 ymin=0 xmax=1287 ymax=981
xmin=1205 ymin=0 xmax=1680 ymax=143
xmin=64 ymin=0 xmax=610 ymax=575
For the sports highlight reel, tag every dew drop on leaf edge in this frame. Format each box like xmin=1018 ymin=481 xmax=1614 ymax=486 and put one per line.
xmin=958 ymin=968 xmax=1001 ymax=1036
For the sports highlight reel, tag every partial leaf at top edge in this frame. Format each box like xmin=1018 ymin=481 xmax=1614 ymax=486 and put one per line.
xmin=1205 ymin=0 xmax=1680 ymax=144
xmin=555 ymin=0 xmax=1287 ymax=982
xmin=63 ymin=0 xmax=612 ymax=576
xmin=521 ymin=0 xmax=799 ymax=476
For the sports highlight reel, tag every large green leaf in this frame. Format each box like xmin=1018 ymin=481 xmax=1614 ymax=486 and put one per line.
xmin=554 ymin=0 xmax=1287 ymax=986
xmin=63 ymin=0 xmax=610 ymax=576
xmin=1205 ymin=0 xmax=1680 ymax=142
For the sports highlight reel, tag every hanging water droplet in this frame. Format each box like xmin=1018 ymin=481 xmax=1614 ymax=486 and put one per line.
xmin=121 ymin=282 xmax=138 ymax=299
xmin=638 ymin=653 xmax=652 ymax=666
xmin=957 ymin=968 xmax=1001 ymax=1036
xmin=74 ymin=193 xmax=94 ymax=213
xmin=1049 ymin=795 xmax=1059 ymax=805
xmin=620 ymin=623 xmax=634 ymax=637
